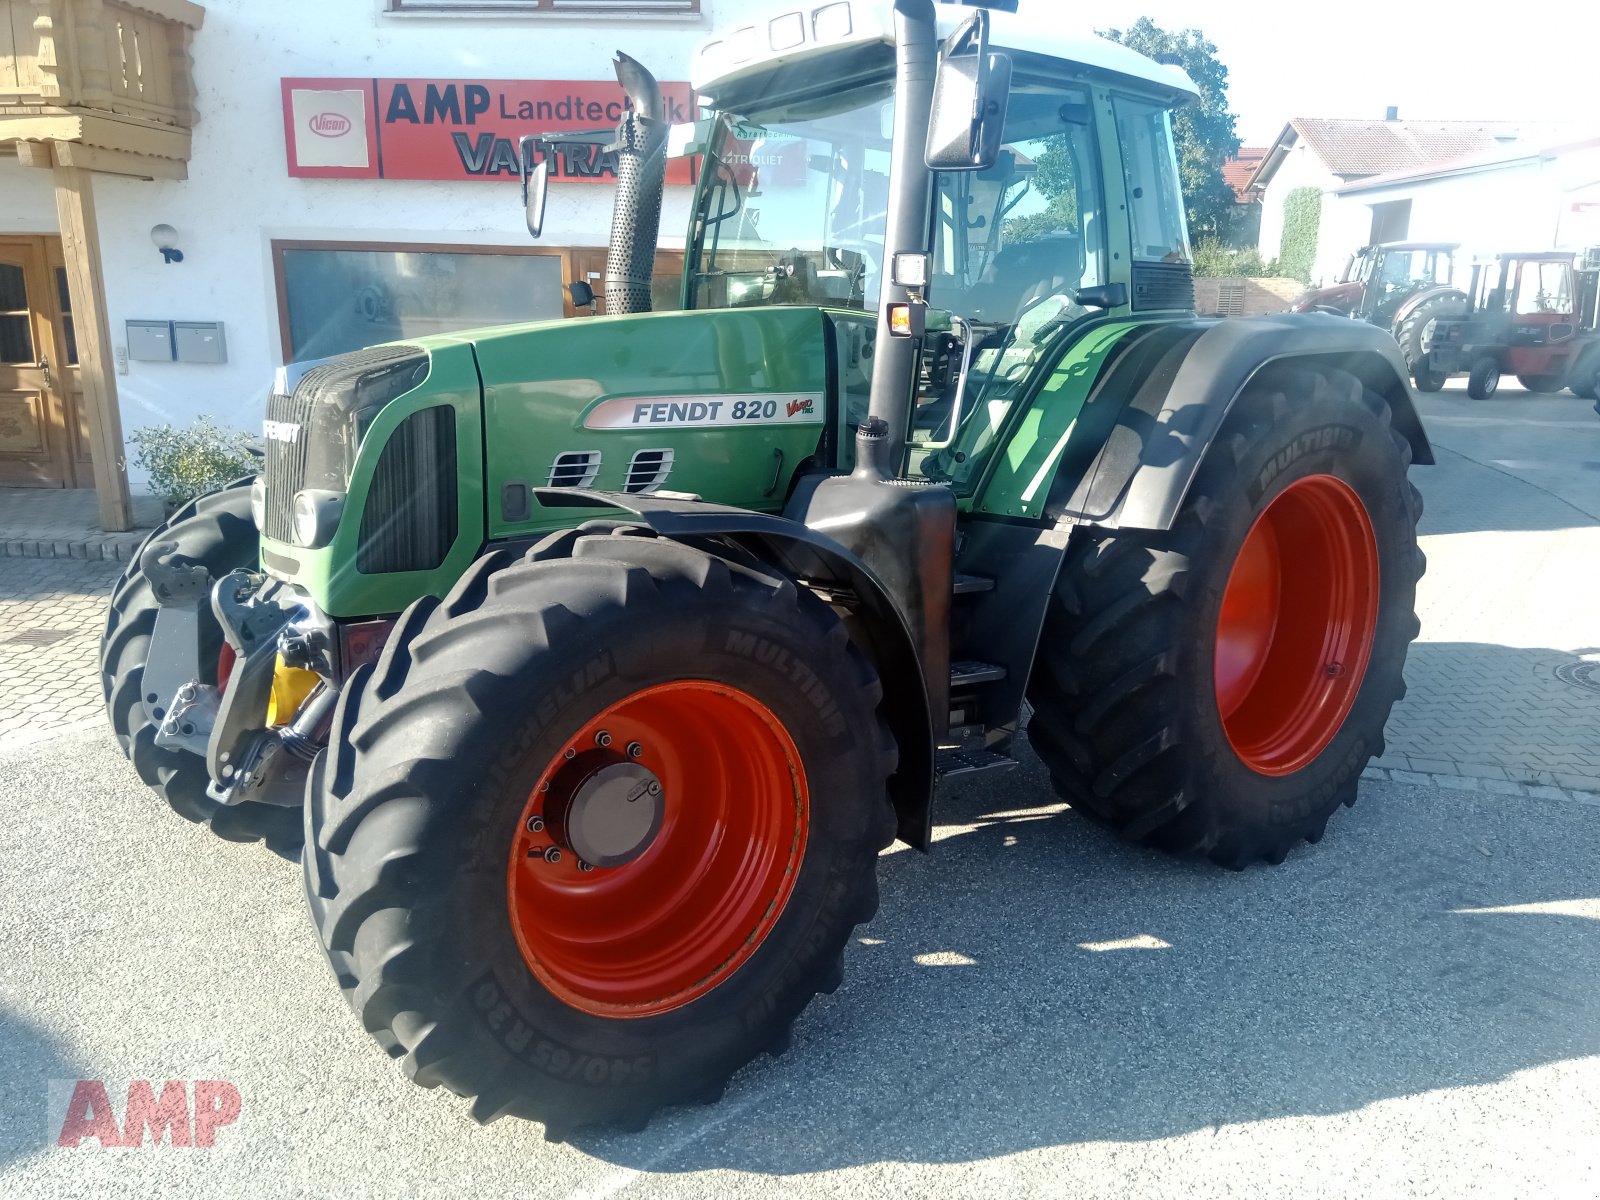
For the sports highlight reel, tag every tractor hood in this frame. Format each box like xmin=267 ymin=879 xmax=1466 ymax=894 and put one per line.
xmin=257 ymin=306 xmax=839 ymax=618
xmin=1290 ymin=281 xmax=1362 ymax=314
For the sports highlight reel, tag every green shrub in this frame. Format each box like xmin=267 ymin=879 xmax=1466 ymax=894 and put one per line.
xmin=131 ymin=418 xmax=259 ymax=507
xmin=1192 ymin=237 xmax=1277 ymax=278
xmin=1277 ymin=187 xmax=1322 ymax=284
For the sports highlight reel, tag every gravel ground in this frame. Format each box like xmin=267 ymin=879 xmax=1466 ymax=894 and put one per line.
xmin=1 ymin=728 xmax=1596 ymax=1199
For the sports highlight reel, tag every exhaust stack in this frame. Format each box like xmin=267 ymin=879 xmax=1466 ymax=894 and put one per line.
xmin=605 ymin=52 xmax=669 ymax=316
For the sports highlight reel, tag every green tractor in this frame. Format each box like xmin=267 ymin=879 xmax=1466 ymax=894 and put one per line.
xmin=102 ymin=0 xmax=1429 ymax=1135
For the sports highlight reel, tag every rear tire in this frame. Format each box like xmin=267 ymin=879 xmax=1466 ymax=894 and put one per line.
xmin=1467 ymin=357 xmax=1501 ymax=400
xmin=100 ymin=479 xmax=300 ymax=856
xmin=1515 ymin=374 xmax=1563 ymax=394
xmin=1568 ymin=358 xmax=1600 ymax=401
xmin=302 ymin=527 xmax=897 ymax=1135
xmin=1394 ymin=294 xmax=1465 ymax=376
xmin=1026 ymin=366 xmax=1424 ymax=869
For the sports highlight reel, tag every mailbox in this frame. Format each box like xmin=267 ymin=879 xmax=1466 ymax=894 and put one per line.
xmin=126 ymin=320 xmax=175 ymax=362
xmin=174 ymin=321 xmax=227 ymax=364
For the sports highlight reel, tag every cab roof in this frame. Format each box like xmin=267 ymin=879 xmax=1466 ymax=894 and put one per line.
xmin=694 ymin=2 xmax=1199 ymax=108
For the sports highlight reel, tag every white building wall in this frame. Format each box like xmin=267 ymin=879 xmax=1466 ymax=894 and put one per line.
xmin=3 ymin=0 xmax=717 ymax=491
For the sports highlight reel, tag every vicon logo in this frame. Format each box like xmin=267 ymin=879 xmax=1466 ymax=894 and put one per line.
xmin=308 ymin=112 xmax=353 ymax=137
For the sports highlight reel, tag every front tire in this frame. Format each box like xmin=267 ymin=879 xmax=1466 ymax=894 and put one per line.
xmin=302 ymin=527 xmax=897 ymax=1134
xmin=1467 ymin=357 xmax=1501 ymax=399
xmin=1027 ymin=366 xmax=1424 ymax=869
xmin=100 ymin=480 xmax=300 ymax=855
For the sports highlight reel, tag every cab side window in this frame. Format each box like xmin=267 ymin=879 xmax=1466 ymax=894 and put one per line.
xmin=1113 ymin=96 xmax=1189 ymax=264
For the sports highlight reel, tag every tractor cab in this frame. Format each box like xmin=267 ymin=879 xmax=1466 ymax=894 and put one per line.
xmin=1427 ymin=251 xmax=1586 ymax=397
xmin=1293 ymin=242 xmax=1458 ymax=323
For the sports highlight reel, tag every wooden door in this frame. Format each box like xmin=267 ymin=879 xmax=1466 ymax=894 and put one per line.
xmin=45 ymin=241 xmax=92 ymax=486
xmin=0 ymin=237 xmax=73 ymax=487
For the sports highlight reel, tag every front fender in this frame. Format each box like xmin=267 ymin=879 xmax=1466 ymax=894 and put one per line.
xmin=531 ymin=489 xmax=937 ymax=850
xmin=1052 ymin=314 xmax=1432 ymax=532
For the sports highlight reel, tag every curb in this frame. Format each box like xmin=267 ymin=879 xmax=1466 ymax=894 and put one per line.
xmin=0 ymin=536 xmax=144 ymax=563
xmin=1361 ymin=765 xmax=1600 ymax=805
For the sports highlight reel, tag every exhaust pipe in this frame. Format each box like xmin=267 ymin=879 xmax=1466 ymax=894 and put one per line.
xmin=605 ymin=52 xmax=669 ymax=316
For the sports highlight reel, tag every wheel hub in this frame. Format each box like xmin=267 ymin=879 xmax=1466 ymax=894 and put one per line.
xmin=550 ymin=759 xmax=663 ymax=868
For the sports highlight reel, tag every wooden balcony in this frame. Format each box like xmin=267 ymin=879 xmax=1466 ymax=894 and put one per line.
xmin=1 ymin=0 xmax=204 ymax=179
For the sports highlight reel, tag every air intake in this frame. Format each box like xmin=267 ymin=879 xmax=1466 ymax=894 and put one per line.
xmin=549 ymin=451 xmax=602 ymax=488
xmin=624 ymin=448 xmax=674 ymax=493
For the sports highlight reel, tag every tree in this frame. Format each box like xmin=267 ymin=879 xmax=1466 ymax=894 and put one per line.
xmin=1098 ymin=18 xmax=1241 ymax=244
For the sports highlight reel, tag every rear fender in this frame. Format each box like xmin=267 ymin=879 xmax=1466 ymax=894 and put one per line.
xmin=1051 ymin=314 xmax=1432 ymax=532
xmin=529 ymin=489 xmax=936 ymax=849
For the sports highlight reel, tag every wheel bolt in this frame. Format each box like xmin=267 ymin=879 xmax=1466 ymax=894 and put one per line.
xmin=595 ymin=730 xmax=613 ymax=748
xmin=544 ymin=846 xmax=563 ymax=864
xmin=537 ymin=781 xmax=549 ymax=794
xmin=578 ymin=860 xmax=594 ymax=873
xmin=526 ymin=816 xmax=545 ymax=833
xmin=563 ymin=747 xmax=577 ymax=760
xmin=1326 ymin=662 xmax=1345 ymax=677
xmin=647 ymin=781 xmax=662 ymax=796
xmin=626 ymin=741 xmax=644 ymax=759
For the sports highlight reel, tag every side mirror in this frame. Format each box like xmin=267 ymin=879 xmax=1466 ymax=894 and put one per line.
xmin=1075 ymin=283 xmax=1128 ymax=310
xmin=519 ymin=136 xmax=550 ymax=240
xmin=925 ymin=11 xmax=1012 ymax=172
xmin=568 ymin=280 xmax=597 ymax=312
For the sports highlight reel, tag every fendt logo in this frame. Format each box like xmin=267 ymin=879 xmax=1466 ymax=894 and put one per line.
xmin=50 ymin=1079 xmax=242 ymax=1149
xmin=308 ymin=112 xmax=353 ymax=137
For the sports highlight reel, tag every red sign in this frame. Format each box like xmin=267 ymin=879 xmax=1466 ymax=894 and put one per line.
xmin=281 ymin=77 xmax=696 ymax=184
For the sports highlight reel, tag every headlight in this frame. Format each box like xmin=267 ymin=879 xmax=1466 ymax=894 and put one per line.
xmin=291 ymin=489 xmax=344 ymax=548
xmin=250 ymin=476 xmax=267 ymax=531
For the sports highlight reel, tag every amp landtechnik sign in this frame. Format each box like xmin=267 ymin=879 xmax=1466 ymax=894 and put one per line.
xmin=281 ymin=78 xmax=697 ymax=184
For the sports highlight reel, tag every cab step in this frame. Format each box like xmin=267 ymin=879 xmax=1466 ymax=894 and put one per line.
xmin=950 ymin=660 xmax=1006 ymax=688
xmin=935 ymin=746 xmax=1018 ymax=779
xmin=953 ymin=573 xmax=995 ymax=595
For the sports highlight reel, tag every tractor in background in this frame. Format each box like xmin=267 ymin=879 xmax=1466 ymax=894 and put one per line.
xmin=1427 ymin=249 xmax=1600 ymax=399
xmin=1290 ymin=241 xmax=1467 ymax=388
xmin=102 ymin=0 xmax=1431 ymax=1135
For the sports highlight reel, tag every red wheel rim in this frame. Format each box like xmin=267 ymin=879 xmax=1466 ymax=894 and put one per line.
xmin=1214 ymin=474 xmax=1380 ymax=776
xmin=506 ymin=681 xmax=808 ymax=1018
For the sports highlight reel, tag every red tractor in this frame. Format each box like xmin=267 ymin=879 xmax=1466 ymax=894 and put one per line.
xmin=1290 ymin=241 xmax=1468 ymax=388
xmin=1426 ymin=250 xmax=1600 ymax=399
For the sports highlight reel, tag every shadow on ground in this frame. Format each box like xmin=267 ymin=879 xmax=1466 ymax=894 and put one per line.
xmin=0 ymin=1005 xmax=90 ymax=1168
xmin=566 ymin=746 xmax=1600 ymax=1172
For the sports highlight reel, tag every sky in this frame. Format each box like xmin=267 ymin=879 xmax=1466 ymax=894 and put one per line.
xmin=1074 ymin=1 xmax=1600 ymax=146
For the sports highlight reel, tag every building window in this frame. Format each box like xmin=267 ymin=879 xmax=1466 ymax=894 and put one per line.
xmin=386 ymin=0 xmax=700 ymax=14
xmin=273 ymin=242 xmax=570 ymax=363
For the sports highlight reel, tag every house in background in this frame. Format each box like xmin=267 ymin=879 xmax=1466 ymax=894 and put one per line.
xmin=1220 ymin=146 xmax=1267 ymax=247
xmin=1335 ymin=136 xmax=1600 ymax=262
xmin=1247 ymin=111 xmax=1535 ymax=285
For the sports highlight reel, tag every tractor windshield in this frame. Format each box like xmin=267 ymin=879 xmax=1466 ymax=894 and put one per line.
xmin=685 ymin=83 xmax=894 ymax=312
xmin=1513 ymin=260 xmax=1574 ymax=315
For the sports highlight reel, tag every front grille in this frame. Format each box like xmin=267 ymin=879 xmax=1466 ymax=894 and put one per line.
xmin=263 ymin=388 xmax=314 ymax=543
xmin=261 ymin=344 xmax=427 ymax=545
xmin=1132 ymin=261 xmax=1196 ymax=313
xmin=357 ymin=406 xmax=458 ymax=574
